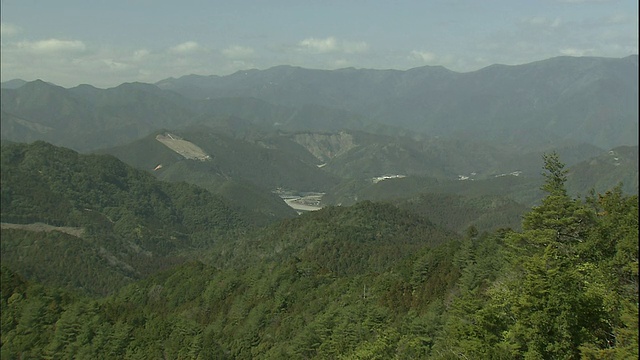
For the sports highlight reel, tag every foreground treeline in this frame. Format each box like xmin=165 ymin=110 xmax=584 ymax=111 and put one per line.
xmin=1 ymin=153 xmax=638 ymax=359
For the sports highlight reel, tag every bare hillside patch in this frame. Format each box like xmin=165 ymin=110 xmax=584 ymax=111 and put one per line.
xmin=1 ymin=222 xmax=85 ymax=238
xmin=156 ymin=133 xmax=211 ymax=161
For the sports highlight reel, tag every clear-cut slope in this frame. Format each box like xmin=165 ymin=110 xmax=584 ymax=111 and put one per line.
xmin=155 ymin=133 xmax=211 ymax=161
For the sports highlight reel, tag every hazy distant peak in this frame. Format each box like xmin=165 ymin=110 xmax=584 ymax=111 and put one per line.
xmin=155 ymin=74 xmax=222 ymax=90
xmin=113 ymin=81 xmax=161 ymax=90
xmin=16 ymin=79 xmax=67 ymax=92
xmin=0 ymin=79 xmax=28 ymax=89
xmin=72 ymin=83 xmax=100 ymax=90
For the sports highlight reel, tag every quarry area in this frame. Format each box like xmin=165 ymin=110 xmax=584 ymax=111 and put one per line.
xmin=274 ymin=189 xmax=324 ymax=213
xmin=156 ymin=133 xmax=211 ymax=161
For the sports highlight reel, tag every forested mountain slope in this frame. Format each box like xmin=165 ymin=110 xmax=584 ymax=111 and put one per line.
xmin=98 ymin=125 xmax=635 ymax=236
xmin=0 ymin=81 xmax=198 ymax=151
xmin=100 ymin=126 xmax=341 ymax=192
xmin=0 ymin=141 xmax=247 ymax=295
xmin=1 ymin=153 xmax=637 ymax=359
xmin=99 ymin=128 xmax=313 ymax=226
xmin=567 ymin=145 xmax=639 ymax=196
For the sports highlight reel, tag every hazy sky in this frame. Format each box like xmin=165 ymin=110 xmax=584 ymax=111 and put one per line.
xmin=1 ymin=0 xmax=637 ymax=88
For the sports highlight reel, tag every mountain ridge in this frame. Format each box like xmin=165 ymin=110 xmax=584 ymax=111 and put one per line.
xmin=2 ymin=55 xmax=637 ymax=152
xmin=154 ymin=55 xmax=638 ymax=150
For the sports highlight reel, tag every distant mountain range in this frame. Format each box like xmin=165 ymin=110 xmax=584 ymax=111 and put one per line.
xmin=155 ymin=55 xmax=638 ymax=150
xmin=1 ymin=55 xmax=637 ymax=228
xmin=2 ymin=55 xmax=637 ymax=153
xmin=1 ymin=80 xmax=199 ymax=151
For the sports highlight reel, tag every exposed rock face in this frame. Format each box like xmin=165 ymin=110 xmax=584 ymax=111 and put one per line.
xmin=291 ymin=131 xmax=357 ymax=162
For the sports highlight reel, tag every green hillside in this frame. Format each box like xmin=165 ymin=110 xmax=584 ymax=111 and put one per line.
xmin=1 ymin=154 xmax=637 ymax=359
xmin=96 ymin=129 xmax=300 ymax=227
xmin=0 ymin=81 xmax=198 ymax=152
xmin=205 ymin=200 xmax=459 ymax=272
xmin=322 ymin=176 xmax=533 ymax=234
xmin=102 ymin=126 xmax=340 ymax=192
xmin=1 ymin=141 xmax=247 ymax=295
xmin=395 ymin=193 xmax=529 ymax=233
xmin=567 ymin=145 xmax=639 ymax=196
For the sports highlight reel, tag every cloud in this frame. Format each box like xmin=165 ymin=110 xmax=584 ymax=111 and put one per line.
xmin=222 ymin=45 xmax=255 ymax=59
xmin=333 ymin=59 xmax=350 ymax=68
xmin=559 ymin=47 xmax=595 ymax=56
xmin=101 ymin=59 xmax=133 ymax=71
xmin=298 ymin=36 xmax=339 ymax=53
xmin=522 ymin=16 xmax=562 ymax=28
xmin=17 ymin=39 xmax=86 ymax=53
xmin=169 ymin=41 xmax=202 ymax=54
xmin=604 ymin=14 xmax=632 ymax=25
xmin=2 ymin=35 xmax=241 ymax=87
xmin=342 ymin=40 xmax=369 ymax=54
xmin=297 ymin=36 xmax=369 ymax=54
xmin=410 ymin=50 xmax=437 ymax=63
xmin=582 ymin=13 xmax=637 ymax=28
xmin=1 ymin=23 xmax=21 ymax=37
xmin=132 ymin=49 xmax=150 ymax=61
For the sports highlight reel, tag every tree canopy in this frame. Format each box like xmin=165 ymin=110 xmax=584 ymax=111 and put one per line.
xmin=1 ymin=150 xmax=637 ymax=358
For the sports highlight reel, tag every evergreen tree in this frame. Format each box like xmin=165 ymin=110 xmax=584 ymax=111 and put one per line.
xmin=500 ymin=153 xmax=634 ymax=359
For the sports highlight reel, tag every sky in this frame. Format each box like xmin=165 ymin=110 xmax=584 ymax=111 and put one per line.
xmin=1 ymin=0 xmax=637 ymax=88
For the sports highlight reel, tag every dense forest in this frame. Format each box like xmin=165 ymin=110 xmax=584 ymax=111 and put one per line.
xmin=1 ymin=141 xmax=248 ymax=296
xmin=1 ymin=142 xmax=637 ymax=358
